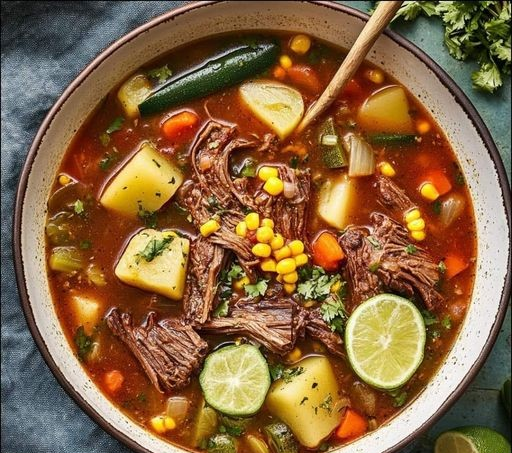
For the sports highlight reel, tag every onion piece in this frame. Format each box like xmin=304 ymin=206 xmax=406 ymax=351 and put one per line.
xmin=439 ymin=193 xmax=465 ymax=228
xmin=344 ymin=133 xmax=376 ymax=177
xmin=166 ymin=396 xmax=190 ymax=424
xmin=283 ymin=181 xmax=296 ymax=199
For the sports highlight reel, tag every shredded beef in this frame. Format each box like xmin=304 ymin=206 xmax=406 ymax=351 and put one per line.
xmin=106 ymin=309 xmax=208 ymax=392
xmin=376 ymin=175 xmax=415 ymax=213
xmin=340 ymin=212 xmax=443 ymax=310
xmin=306 ymin=308 xmax=345 ymax=357
xmin=199 ymin=299 xmax=306 ymax=355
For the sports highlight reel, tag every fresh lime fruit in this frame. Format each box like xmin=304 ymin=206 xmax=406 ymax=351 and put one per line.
xmin=345 ymin=293 xmax=426 ymax=390
xmin=199 ymin=344 xmax=271 ymax=417
xmin=435 ymin=426 xmax=511 ymax=453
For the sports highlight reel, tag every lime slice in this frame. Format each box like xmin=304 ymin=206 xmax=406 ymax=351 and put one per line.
xmin=345 ymin=293 xmax=426 ymax=390
xmin=435 ymin=426 xmax=511 ymax=453
xmin=199 ymin=344 xmax=271 ymax=417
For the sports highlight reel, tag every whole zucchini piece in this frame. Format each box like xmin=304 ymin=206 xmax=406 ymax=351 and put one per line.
xmin=139 ymin=41 xmax=280 ymax=116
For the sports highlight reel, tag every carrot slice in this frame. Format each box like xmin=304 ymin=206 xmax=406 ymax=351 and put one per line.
xmin=443 ymin=254 xmax=468 ymax=279
xmin=425 ymin=170 xmax=452 ymax=195
xmin=336 ymin=408 xmax=368 ymax=440
xmin=312 ymin=232 xmax=345 ymax=271
xmin=162 ymin=111 xmax=199 ymax=140
xmin=286 ymin=64 xmax=322 ymax=94
xmin=104 ymin=370 xmax=124 ymax=394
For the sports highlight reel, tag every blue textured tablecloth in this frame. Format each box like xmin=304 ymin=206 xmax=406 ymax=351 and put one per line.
xmin=1 ymin=2 xmax=510 ymax=453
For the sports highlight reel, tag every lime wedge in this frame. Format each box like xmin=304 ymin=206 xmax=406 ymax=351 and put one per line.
xmin=345 ymin=293 xmax=426 ymax=390
xmin=199 ymin=344 xmax=271 ymax=417
xmin=435 ymin=427 xmax=511 ymax=453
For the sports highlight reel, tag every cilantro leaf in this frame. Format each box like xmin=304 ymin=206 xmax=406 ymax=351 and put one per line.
xmin=244 ymin=279 xmax=268 ymax=298
xmin=213 ymin=299 xmax=229 ymax=318
xmin=270 ymin=365 xmax=305 ymax=383
xmin=136 ymin=236 xmax=174 ymax=263
xmin=421 ymin=309 xmax=438 ymax=327
xmin=239 ymin=158 xmax=257 ymax=177
xmin=73 ymin=199 xmax=84 ymax=215
xmin=74 ymin=326 xmax=94 ymax=361
xmin=106 ymin=116 xmax=124 ymax=134
xmin=146 ymin=64 xmax=173 ymax=83
xmin=320 ymin=291 xmax=348 ymax=334
xmin=405 ymin=244 xmax=418 ymax=254
xmin=297 ymin=266 xmax=342 ymax=301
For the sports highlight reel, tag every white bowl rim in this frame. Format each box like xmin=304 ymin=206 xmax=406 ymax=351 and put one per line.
xmin=12 ymin=1 xmax=511 ymax=453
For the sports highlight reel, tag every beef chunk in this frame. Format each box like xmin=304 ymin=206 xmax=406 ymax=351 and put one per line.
xmin=199 ymin=299 xmax=306 ymax=355
xmin=340 ymin=212 xmax=443 ymax=310
xmin=376 ymin=175 xmax=415 ymax=214
xmin=306 ymin=308 xmax=345 ymax=357
xmin=106 ymin=309 xmax=208 ymax=392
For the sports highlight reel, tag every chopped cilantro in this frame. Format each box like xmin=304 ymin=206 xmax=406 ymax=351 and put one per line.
xmin=99 ymin=152 xmax=118 ymax=171
xmin=320 ymin=288 xmax=348 ymax=334
xmin=405 ymin=244 xmax=418 ymax=254
xmin=300 ymin=396 xmax=309 ymax=405
xmin=106 ymin=116 xmax=124 ymax=134
xmin=366 ymin=235 xmax=381 ymax=249
xmin=213 ymin=299 xmax=229 ymax=318
xmin=99 ymin=132 xmax=110 ymax=146
xmin=269 ymin=363 xmax=285 ymax=381
xmin=269 ymin=364 xmax=304 ymax=383
xmin=74 ymin=326 xmax=94 ymax=361
xmin=297 ymin=266 xmax=342 ymax=302
xmin=455 ymin=171 xmax=465 ymax=186
xmin=244 ymin=279 xmax=268 ymax=298
xmin=218 ymin=425 xmax=244 ymax=436
xmin=152 ymin=158 xmax=161 ymax=168
xmin=290 ymin=155 xmax=299 ymax=169
xmin=438 ymin=260 xmax=447 ymax=274
xmin=432 ymin=199 xmax=442 ymax=215
xmin=392 ymin=390 xmax=408 ymax=408
xmin=441 ymin=315 xmax=452 ymax=330
xmin=421 ymin=309 xmax=438 ymax=327
xmin=136 ymin=236 xmax=174 ymax=263
xmin=319 ymin=394 xmax=333 ymax=414
xmin=138 ymin=209 xmax=158 ymax=228
xmin=79 ymin=239 xmax=92 ymax=250
xmin=239 ymin=158 xmax=257 ymax=177
xmin=73 ymin=199 xmax=85 ymax=215
xmin=146 ymin=64 xmax=173 ymax=83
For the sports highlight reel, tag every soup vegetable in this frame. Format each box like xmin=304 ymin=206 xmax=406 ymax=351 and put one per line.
xmin=45 ymin=33 xmax=475 ymax=452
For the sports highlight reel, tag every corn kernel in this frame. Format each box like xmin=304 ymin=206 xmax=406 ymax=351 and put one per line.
xmin=303 ymin=300 xmax=316 ymax=308
xmin=273 ymin=65 xmax=286 ymax=80
xmin=290 ymin=34 xmax=311 ymax=55
xmin=260 ymin=258 xmax=277 ymax=273
xmin=283 ymin=271 xmax=298 ymax=284
xmin=261 ymin=218 xmax=275 ymax=229
xmin=245 ymin=212 xmax=260 ymax=230
xmin=200 ymin=219 xmax=220 ymax=237
xmin=58 ymin=174 xmax=71 ymax=185
xmin=256 ymin=226 xmax=274 ymax=243
xmin=420 ymin=182 xmax=440 ymax=201
xmin=286 ymin=347 xmax=302 ymax=362
xmin=284 ymin=283 xmax=296 ymax=294
xmin=164 ymin=416 xmax=176 ymax=430
xmin=404 ymin=208 xmax=421 ymax=223
xmin=258 ymin=166 xmax=279 ymax=182
xmin=270 ymin=233 xmax=285 ymax=250
xmin=411 ymin=230 xmax=426 ymax=241
xmin=276 ymin=257 xmax=297 ymax=275
xmin=235 ymin=221 xmax=248 ymax=237
xmin=379 ymin=161 xmax=396 ymax=178
xmin=288 ymin=240 xmax=304 ymax=256
xmin=233 ymin=276 xmax=250 ymax=290
xmin=330 ymin=280 xmax=341 ymax=293
xmin=365 ymin=68 xmax=384 ymax=84
xmin=252 ymin=243 xmax=272 ymax=258
xmin=279 ymin=55 xmax=293 ymax=69
xmin=149 ymin=416 xmax=166 ymax=434
xmin=407 ymin=218 xmax=426 ymax=231
xmin=263 ymin=176 xmax=284 ymax=196
xmin=274 ymin=245 xmax=292 ymax=261
xmin=294 ymin=253 xmax=309 ymax=267
xmin=416 ymin=120 xmax=431 ymax=135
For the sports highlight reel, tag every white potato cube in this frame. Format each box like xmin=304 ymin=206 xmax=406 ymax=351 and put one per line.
xmin=317 ymin=174 xmax=355 ymax=230
xmin=70 ymin=294 xmax=101 ymax=334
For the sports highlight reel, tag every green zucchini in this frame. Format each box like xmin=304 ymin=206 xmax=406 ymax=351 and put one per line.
xmin=139 ymin=41 xmax=280 ymax=116
xmin=319 ymin=117 xmax=347 ymax=169
xmin=366 ymin=133 xmax=417 ymax=146
xmin=207 ymin=434 xmax=237 ymax=453
xmin=263 ymin=423 xmax=298 ymax=453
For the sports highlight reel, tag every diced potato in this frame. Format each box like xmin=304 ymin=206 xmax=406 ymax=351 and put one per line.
xmin=100 ymin=143 xmax=183 ymax=217
xmin=115 ymin=229 xmax=189 ymax=300
xmin=265 ymin=356 xmax=346 ymax=448
xmin=317 ymin=174 xmax=355 ymax=230
xmin=239 ymin=80 xmax=304 ymax=139
xmin=117 ymin=73 xmax=152 ymax=118
xmin=70 ymin=294 xmax=101 ymax=334
xmin=357 ymin=86 xmax=414 ymax=133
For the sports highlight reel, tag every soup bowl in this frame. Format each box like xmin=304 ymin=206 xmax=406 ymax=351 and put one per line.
xmin=13 ymin=1 xmax=511 ymax=452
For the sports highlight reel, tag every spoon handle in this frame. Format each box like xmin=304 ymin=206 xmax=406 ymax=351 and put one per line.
xmin=296 ymin=1 xmax=403 ymax=133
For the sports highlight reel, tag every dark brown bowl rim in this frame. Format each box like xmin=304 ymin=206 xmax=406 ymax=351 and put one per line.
xmin=13 ymin=1 xmax=511 ymax=453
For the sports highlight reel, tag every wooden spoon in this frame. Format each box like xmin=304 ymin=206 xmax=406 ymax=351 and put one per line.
xmin=295 ymin=1 xmax=403 ymax=133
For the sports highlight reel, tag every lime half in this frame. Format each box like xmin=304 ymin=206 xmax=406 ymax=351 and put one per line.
xmin=199 ymin=344 xmax=271 ymax=417
xmin=435 ymin=426 xmax=511 ymax=453
xmin=345 ymin=293 xmax=426 ymax=390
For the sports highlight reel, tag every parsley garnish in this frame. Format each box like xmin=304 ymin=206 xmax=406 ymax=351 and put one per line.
xmin=319 ymin=394 xmax=333 ymax=414
xmin=405 ymin=244 xmax=418 ymax=254
xmin=99 ymin=117 xmax=124 ymax=145
xmin=138 ymin=208 xmax=158 ymax=228
xmin=244 ymin=279 xmax=268 ymax=298
xmin=390 ymin=389 xmax=408 ymax=408
xmin=136 ymin=236 xmax=174 ymax=263
xmin=146 ymin=64 xmax=173 ymax=83
xmin=212 ymin=299 xmax=229 ymax=318
xmin=99 ymin=152 xmax=118 ymax=171
xmin=269 ymin=364 xmax=305 ymax=383
xmin=79 ymin=239 xmax=92 ymax=250
xmin=421 ymin=309 xmax=438 ymax=327
xmin=74 ymin=326 xmax=94 ymax=361
xmin=432 ymin=199 xmax=442 ymax=215
xmin=290 ymin=155 xmax=299 ymax=169
xmin=374 ymin=1 xmax=511 ymax=92
xmin=366 ymin=235 xmax=381 ymax=249
xmin=297 ymin=266 xmax=342 ymax=301
xmin=73 ymin=199 xmax=85 ymax=215
xmin=214 ymin=263 xmax=246 ymax=316
xmin=438 ymin=260 xmax=447 ymax=274
xmin=239 ymin=158 xmax=257 ymax=177
xmin=218 ymin=425 xmax=244 ymax=437
xmin=441 ymin=315 xmax=452 ymax=329
xmin=320 ymin=285 xmax=348 ymax=334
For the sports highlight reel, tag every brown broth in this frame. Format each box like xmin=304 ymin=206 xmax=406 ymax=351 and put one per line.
xmin=46 ymin=32 xmax=476 ymax=452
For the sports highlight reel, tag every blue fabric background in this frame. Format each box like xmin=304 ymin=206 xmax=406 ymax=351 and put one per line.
xmin=1 ymin=2 xmax=510 ymax=453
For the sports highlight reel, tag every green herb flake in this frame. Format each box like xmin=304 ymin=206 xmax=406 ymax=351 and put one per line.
xmin=392 ymin=390 xmax=408 ymax=408
xmin=297 ymin=266 xmax=342 ymax=302
xmin=146 ymin=64 xmax=173 ymax=83
xmin=368 ymin=262 xmax=380 ymax=273
xmin=300 ymin=396 xmax=309 ymax=405
xmin=319 ymin=394 xmax=333 ymax=414
xmin=269 ymin=363 xmax=285 ymax=381
xmin=152 ymin=158 xmax=161 ymax=168
xmin=438 ymin=260 xmax=447 ymax=274
xmin=239 ymin=158 xmax=257 ymax=177
xmin=73 ymin=199 xmax=85 ymax=215
xmin=138 ymin=209 xmax=158 ymax=228
xmin=74 ymin=326 xmax=93 ymax=361
xmin=99 ymin=152 xmax=118 ymax=171
xmin=432 ymin=199 xmax=442 ymax=215
xmin=282 ymin=366 xmax=305 ymax=383
xmin=290 ymin=155 xmax=299 ymax=169
xmin=421 ymin=309 xmax=438 ymax=327
xmin=99 ymin=132 xmax=110 ymax=147
xmin=79 ymin=239 xmax=92 ymax=250
xmin=136 ymin=236 xmax=174 ymax=263
xmin=105 ymin=116 xmax=125 ymax=134
xmin=212 ymin=299 xmax=229 ymax=318
xmin=244 ymin=279 xmax=268 ymax=298
xmin=441 ymin=315 xmax=452 ymax=330
xmin=455 ymin=171 xmax=465 ymax=186
xmin=405 ymin=244 xmax=418 ymax=254
xmin=320 ymin=289 xmax=348 ymax=334
xmin=366 ymin=235 xmax=381 ymax=249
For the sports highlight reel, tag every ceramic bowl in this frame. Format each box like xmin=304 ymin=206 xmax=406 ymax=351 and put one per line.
xmin=14 ymin=2 xmax=511 ymax=452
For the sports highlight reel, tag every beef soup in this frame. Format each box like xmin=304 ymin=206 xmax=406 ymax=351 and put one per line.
xmin=45 ymin=33 xmax=476 ymax=452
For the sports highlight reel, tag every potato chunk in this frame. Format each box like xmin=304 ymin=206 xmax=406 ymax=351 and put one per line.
xmin=70 ymin=294 xmax=101 ymax=334
xmin=317 ymin=174 xmax=355 ymax=230
xmin=117 ymin=73 xmax=151 ymax=118
xmin=265 ymin=356 xmax=346 ymax=448
xmin=115 ymin=229 xmax=189 ymax=300
xmin=100 ymin=143 xmax=183 ymax=217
